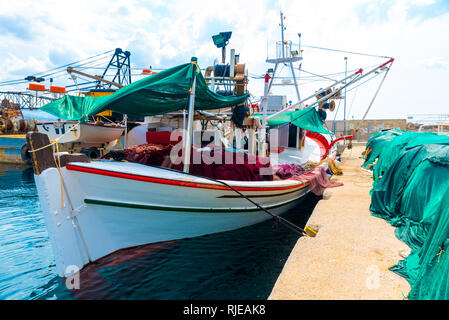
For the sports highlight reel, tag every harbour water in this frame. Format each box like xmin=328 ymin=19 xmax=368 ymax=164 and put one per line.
xmin=0 ymin=164 xmax=319 ymax=300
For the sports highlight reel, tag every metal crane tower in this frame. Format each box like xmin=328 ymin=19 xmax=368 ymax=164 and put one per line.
xmin=96 ymin=48 xmax=132 ymax=89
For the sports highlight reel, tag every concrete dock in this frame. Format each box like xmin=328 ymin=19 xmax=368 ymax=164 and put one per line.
xmin=269 ymin=144 xmax=411 ymax=300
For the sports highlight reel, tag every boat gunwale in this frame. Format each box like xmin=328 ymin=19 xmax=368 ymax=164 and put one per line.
xmin=65 ymin=163 xmax=310 ymax=192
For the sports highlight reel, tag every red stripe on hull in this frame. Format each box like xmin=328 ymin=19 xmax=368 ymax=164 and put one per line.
xmin=66 ymin=164 xmax=309 ymax=192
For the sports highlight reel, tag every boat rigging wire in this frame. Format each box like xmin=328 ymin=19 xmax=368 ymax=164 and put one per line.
xmin=33 ymin=50 xmax=115 ymax=78
xmin=0 ymin=51 xmax=113 ymax=87
xmin=360 ymin=66 xmax=391 ymax=121
xmin=32 ymin=55 xmax=112 ymax=81
xmin=345 ymin=83 xmax=359 ymax=120
xmin=247 ymin=64 xmax=379 ymax=81
xmin=340 ymin=67 xmax=388 ymax=120
xmin=333 ymin=98 xmax=342 ymax=121
xmin=300 ymin=68 xmax=337 ymax=82
xmin=298 ymin=44 xmax=392 ymax=59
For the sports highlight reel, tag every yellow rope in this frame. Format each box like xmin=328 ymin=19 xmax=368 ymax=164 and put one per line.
xmin=305 ymin=157 xmax=343 ymax=175
xmin=51 ymin=141 xmax=65 ymax=209
xmin=191 ymin=60 xmax=200 ymax=73
xmin=29 ymin=121 xmax=80 ymax=207
xmin=28 ymin=121 xmax=93 ymax=261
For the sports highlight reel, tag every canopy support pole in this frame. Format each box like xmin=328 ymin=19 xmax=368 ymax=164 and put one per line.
xmin=183 ymin=110 xmax=186 ymax=130
xmin=124 ymin=114 xmax=128 ymax=149
xmin=344 ymin=57 xmax=348 ymax=135
xmin=183 ymin=73 xmax=197 ymax=173
xmin=261 ymin=72 xmax=270 ymax=156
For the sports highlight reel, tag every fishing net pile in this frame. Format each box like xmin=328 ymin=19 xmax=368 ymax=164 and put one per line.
xmin=362 ymin=130 xmax=449 ymax=299
xmin=103 ymin=144 xmax=273 ymax=182
xmin=103 ymin=144 xmax=173 ymax=166
xmin=103 ymin=144 xmax=343 ymax=192
xmin=273 ymin=158 xmax=343 ymax=195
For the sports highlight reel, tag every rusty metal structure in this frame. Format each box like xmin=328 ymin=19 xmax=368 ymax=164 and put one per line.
xmin=0 ymin=91 xmax=55 ymax=110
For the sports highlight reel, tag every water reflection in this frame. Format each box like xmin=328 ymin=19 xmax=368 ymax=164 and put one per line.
xmin=0 ymin=164 xmax=319 ymax=300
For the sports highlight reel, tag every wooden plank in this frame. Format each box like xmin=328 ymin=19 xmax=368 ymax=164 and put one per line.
xmin=26 ymin=132 xmax=56 ymax=175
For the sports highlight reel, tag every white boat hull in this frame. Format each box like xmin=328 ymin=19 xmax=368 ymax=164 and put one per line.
xmin=36 ymin=121 xmax=125 ymax=147
xmin=35 ymin=161 xmax=311 ymax=276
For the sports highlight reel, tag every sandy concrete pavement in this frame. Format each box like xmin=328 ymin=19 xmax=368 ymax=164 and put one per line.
xmin=269 ymin=145 xmax=411 ymax=300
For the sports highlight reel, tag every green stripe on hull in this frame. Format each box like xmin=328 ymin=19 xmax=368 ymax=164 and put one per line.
xmin=84 ymin=192 xmax=307 ymax=213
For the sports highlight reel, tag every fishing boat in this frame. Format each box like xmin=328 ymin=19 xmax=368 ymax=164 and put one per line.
xmin=35 ymin=121 xmax=125 ymax=147
xmin=28 ymin=57 xmax=393 ymax=276
xmin=28 ymin=13 xmax=394 ymax=276
xmin=1 ymin=95 xmax=126 ymax=164
xmin=0 ymin=99 xmax=37 ymax=164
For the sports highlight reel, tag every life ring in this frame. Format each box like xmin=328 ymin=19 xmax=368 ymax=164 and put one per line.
xmin=21 ymin=143 xmax=33 ymax=165
xmin=329 ymin=100 xmax=335 ymax=111
xmin=407 ymin=122 xmax=415 ymax=131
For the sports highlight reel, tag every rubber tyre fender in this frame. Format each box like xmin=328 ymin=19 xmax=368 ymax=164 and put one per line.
xmin=21 ymin=143 xmax=33 ymax=165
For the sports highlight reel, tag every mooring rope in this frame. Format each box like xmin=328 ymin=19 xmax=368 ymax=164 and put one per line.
xmin=28 ymin=122 xmax=93 ymax=262
xmin=143 ymin=164 xmax=316 ymax=237
xmin=207 ymin=178 xmax=309 ymax=237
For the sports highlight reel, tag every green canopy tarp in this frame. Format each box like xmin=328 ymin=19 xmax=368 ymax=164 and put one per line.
xmin=253 ymin=108 xmax=333 ymax=135
xmin=40 ymin=58 xmax=248 ymax=122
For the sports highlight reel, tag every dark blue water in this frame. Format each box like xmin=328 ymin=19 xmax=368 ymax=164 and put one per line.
xmin=0 ymin=164 xmax=319 ymax=300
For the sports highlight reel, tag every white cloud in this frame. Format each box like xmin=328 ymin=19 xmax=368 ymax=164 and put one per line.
xmin=0 ymin=0 xmax=448 ymax=119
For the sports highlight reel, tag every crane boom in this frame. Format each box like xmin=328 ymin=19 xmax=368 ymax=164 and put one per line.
xmin=66 ymin=67 xmax=123 ymax=88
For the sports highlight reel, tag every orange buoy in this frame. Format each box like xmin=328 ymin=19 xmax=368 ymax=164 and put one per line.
xmin=28 ymin=83 xmax=46 ymax=91
xmin=142 ymin=69 xmax=157 ymax=76
xmin=49 ymin=85 xmax=66 ymax=94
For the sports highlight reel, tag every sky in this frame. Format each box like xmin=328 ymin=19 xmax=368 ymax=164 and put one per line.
xmin=0 ymin=0 xmax=448 ymax=120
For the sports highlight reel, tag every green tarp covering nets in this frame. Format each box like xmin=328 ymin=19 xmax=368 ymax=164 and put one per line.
xmin=365 ymin=130 xmax=449 ymax=299
xmin=362 ymin=128 xmax=404 ymax=170
xmin=40 ymin=58 xmax=248 ymax=122
xmin=369 ymin=131 xmax=445 ymax=185
xmin=252 ymin=108 xmax=333 ymax=135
